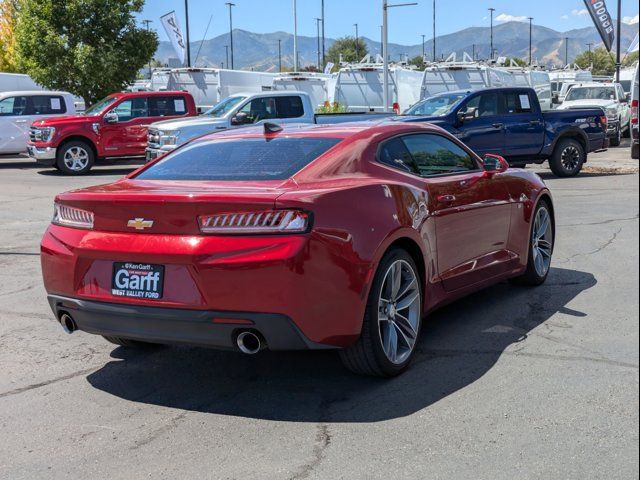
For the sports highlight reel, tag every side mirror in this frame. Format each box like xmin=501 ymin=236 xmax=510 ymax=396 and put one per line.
xmin=456 ymin=107 xmax=477 ymax=124
xmin=104 ymin=111 xmax=118 ymax=124
xmin=231 ymin=112 xmax=250 ymax=126
xmin=483 ymin=154 xmax=509 ymax=175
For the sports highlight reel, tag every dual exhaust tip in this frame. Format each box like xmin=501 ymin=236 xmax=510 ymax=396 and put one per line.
xmin=58 ymin=312 xmax=264 ymax=355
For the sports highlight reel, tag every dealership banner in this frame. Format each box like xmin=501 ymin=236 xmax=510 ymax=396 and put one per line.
xmin=582 ymin=0 xmax=615 ymax=51
xmin=160 ymin=11 xmax=187 ymax=64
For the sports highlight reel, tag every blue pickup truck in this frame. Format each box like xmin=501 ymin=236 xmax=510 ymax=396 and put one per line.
xmin=399 ymin=87 xmax=608 ymax=177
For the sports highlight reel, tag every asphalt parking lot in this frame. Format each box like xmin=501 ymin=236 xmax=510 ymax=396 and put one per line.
xmin=0 ymin=144 xmax=638 ymax=479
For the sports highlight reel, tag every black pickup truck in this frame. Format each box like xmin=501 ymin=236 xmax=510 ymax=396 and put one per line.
xmin=399 ymin=87 xmax=609 ymax=177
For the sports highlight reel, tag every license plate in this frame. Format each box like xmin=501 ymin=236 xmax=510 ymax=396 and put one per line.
xmin=111 ymin=262 xmax=164 ymax=300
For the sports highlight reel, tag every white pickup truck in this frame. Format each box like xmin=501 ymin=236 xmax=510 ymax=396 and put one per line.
xmin=557 ymin=82 xmax=631 ymax=147
xmin=145 ymin=91 xmax=317 ymax=161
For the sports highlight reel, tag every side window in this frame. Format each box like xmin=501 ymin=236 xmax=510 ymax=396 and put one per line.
xmin=402 ymin=134 xmax=477 ymax=176
xmin=275 ymin=96 xmax=304 ymax=118
xmin=239 ymin=97 xmax=277 ymax=123
xmin=0 ymin=96 xmax=28 ymax=116
xmin=617 ymin=85 xmax=625 ymax=101
xmin=461 ymin=93 xmax=502 ymax=118
xmin=28 ymin=95 xmax=67 ymax=115
xmin=378 ymin=137 xmax=416 ymax=173
xmin=148 ymin=96 xmax=187 ymax=116
xmin=112 ymin=98 xmax=148 ymax=122
xmin=503 ymin=92 xmax=533 ymax=114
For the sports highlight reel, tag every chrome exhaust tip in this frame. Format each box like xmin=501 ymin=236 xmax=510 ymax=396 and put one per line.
xmin=236 ymin=331 xmax=262 ymax=355
xmin=59 ymin=313 xmax=77 ymax=334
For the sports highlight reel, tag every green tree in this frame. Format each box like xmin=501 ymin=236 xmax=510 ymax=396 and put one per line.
xmin=326 ymin=36 xmax=368 ymax=66
xmin=15 ymin=0 xmax=157 ymax=104
xmin=575 ymin=47 xmax=615 ymax=76
xmin=408 ymin=55 xmax=426 ymax=70
xmin=0 ymin=0 xmax=20 ymax=72
xmin=504 ymin=57 xmax=527 ymax=67
xmin=622 ymin=51 xmax=639 ymax=67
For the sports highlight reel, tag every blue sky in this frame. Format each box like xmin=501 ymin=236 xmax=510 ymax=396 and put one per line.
xmin=137 ymin=0 xmax=639 ymax=45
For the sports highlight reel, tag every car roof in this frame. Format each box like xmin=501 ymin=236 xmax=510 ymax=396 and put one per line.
xmin=109 ymin=90 xmax=190 ymax=98
xmin=227 ymin=91 xmax=309 ymax=98
xmin=0 ymin=90 xmax=73 ymax=97
xmin=196 ymin=120 xmax=443 ymax=141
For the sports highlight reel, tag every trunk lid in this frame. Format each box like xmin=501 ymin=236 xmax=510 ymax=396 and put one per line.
xmin=56 ymin=179 xmax=295 ymax=235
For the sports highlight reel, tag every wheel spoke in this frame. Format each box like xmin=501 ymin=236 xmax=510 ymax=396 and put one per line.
xmin=382 ymin=321 xmax=398 ymax=363
xmin=394 ymin=313 xmax=417 ymax=342
xmin=390 ymin=262 xmax=402 ymax=300
xmin=397 ymin=289 xmax=419 ymax=311
xmin=395 ymin=276 xmax=417 ymax=302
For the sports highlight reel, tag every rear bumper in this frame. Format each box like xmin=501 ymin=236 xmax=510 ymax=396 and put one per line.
xmin=27 ymin=144 xmax=57 ymax=165
xmin=47 ymin=294 xmax=330 ymax=350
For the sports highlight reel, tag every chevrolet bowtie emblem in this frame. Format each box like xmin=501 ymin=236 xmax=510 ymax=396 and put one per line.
xmin=127 ymin=218 xmax=154 ymax=230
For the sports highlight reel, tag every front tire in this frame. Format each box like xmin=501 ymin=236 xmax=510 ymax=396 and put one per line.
xmin=549 ymin=138 xmax=585 ymax=177
xmin=340 ymin=248 xmax=422 ymax=377
xmin=56 ymin=140 xmax=95 ymax=175
xmin=511 ymin=200 xmax=554 ymax=286
xmin=610 ymin=124 xmax=621 ymax=147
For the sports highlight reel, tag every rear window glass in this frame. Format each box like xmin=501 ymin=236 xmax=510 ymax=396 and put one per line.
xmin=148 ymin=96 xmax=187 ymax=116
xmin=137 ymin=137 xmax=342 ymax=181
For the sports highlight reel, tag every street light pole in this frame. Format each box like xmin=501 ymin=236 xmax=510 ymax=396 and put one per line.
xmin=565 ymin=37 xmax=569 ymax=67
xmin=184 ymin=0 xmax=191 ymax=67
xmin=488 ymin=7 xmax=495 ymax=60
xmin=278 ymin=39 xmax=282 ymax=72
xmin=293 ymin=0 xmax=299 ymax=71
xmin=142 ymin=19 xmax=153 ymax=78
xmin=615 ymin=0 xmax=621 ymax=82
xmin=528 ymin=17 xmax=533 ymax=66
xmin=432 ymin=0 xmax=436 ymax=62
xmin=316 ymin=18 xmax=322 ymax=70
xmin=421 ymin=34 xmax=425 ymax=61
xmin=321 ymin=0 xmax=326 ymax=68
xmin=382 ymin=0 xmax=418 ymax=112
xmin=225 ymin=3 xmax=235 ymax=70
xmin=224 ymin=45 xmax=229 ymax=69
xmin=354 ymin=23 xmax=359 ymax=61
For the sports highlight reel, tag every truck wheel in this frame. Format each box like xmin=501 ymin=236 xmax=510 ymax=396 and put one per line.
xmin=549 ymin=138 xmax=585 ymax=177
xmin=632 ymin=143 xmax=639 ymax=159
xmin=56 ymin=141 xmax=95 ymax=175
xmin=339 ymin=248 xmax=422 ymax=377
xmin=610 ymin=124 xmax=621 ymax=147
xmin=622 ymin=122 xmax=630 ymax=138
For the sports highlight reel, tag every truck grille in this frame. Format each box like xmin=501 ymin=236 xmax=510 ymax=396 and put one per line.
xmin=147 ymin=128 xmax=161 ymax=149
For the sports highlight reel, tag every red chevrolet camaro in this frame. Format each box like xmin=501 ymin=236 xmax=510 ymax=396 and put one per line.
xmin=41 ymin=121 xmax=555 ymax=376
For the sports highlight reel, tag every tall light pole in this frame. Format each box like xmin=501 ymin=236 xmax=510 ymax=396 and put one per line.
xmin=293 ymin=0 xmax=299 ymax=71
xmin=225 ymin=2 xmax=235 ymax=70
xmin=278 ymin=39 xmax=282 ymax=72
xmin=615 ymin=0 xmax=621 ymax=82
xmin=142 ymin=19 xmax=153 ymax=78
xmin=528 ymin=17 xmax=533 ymax=66
xmin=432 ymin=0 xmax=436 ymax=61
xmin=472 ymin=43 xmax=476 ymax=61
xmin=421 ymin=34 xmax=426 ymax=60
xmin=184 ymin=0 xmax=191 ymax=66
xmin=564 ymin=37 xmax=569 ymax=67
xmin=321 ymin=0 xmax=326 ymax=68
xmin=354 ymin=23 xmax=359 ymax=61
xmin=488 ymin=7 xmax=495 ymax=60
xmin=224 ymin=45 xmax=229 ymax=70
xmin=316 ymin=18 xmax=322 ymax=70
xmin=383 ymin=0 xmax=418 ymax=112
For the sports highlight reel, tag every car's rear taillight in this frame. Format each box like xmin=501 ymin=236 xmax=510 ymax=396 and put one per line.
xmin=198 ymin=210 xmax=310 ymax=234
xmin=631 ymin=99 xmax=638 ymax=125
xmin=52 ymin=203 xmax=94 ymax=229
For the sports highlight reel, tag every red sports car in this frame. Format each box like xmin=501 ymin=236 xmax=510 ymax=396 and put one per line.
xmin=41 ymin=121 xmax=555 ymax=376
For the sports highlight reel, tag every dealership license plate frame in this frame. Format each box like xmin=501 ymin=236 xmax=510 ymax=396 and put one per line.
xmin=111 ymin=262 xmax=165 ymax=300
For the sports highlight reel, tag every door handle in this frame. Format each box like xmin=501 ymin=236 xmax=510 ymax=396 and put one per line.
xmin=437 ymin=194 xmax=456 ymax=203
xmin=491 ymin=123 xmax=503 ymax=129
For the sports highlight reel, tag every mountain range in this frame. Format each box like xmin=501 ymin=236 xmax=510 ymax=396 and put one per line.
xmin=154 ymin=21 xmax=639 ymax=71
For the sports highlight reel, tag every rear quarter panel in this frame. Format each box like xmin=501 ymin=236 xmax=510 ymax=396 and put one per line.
xmin=541 ymin=109 xmax=606 ymax=155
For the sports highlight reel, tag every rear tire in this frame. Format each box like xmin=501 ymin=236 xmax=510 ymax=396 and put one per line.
xmin=102 ymin=336 xmax=159 ymax=348
xmin=632 ymin=142 xmax=639 ymax=159
xmin=549 ymin=138 xmax=585 ymax=177
xmin=340 ymin=248 xmax=422 ymax=377
xmin=56 ymin=140 xmax=95 ymax=175
xmin=511 ymin=199 xmax=554 ymax=286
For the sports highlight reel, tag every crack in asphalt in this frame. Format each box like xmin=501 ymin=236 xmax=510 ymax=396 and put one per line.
xmin=289 ymin=399 xmax=334 ymax=480
xmin=558 ymin=227 xmax=622 ymax=264
xmin=131 ymin=411 xmax=189 ymax=450
xmin=0 ymin=366 xmax=99 ymax=399
xmin=559 ymin=214 xmax=639 ymax=228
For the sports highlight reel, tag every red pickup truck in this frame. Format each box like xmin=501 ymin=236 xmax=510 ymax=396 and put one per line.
xmin=27 ymin=91 xmax=197 ymax=175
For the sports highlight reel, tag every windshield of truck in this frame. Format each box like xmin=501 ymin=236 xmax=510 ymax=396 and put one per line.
xmin=83 ymin=96 xmax=119 ymax=115
xmin=565 ymin=87 xmax=616 ymax=101
xmin=404 ymin=93 xmax=466 ymax=116
xmin=204 ymin=96 xmax=246 ymax=118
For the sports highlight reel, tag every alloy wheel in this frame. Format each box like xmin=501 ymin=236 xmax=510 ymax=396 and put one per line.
xmin=560 ymin=145 xmax=581 ymax=172
xmin=63 ymin=146 xmax=89 ymax=171
xmin=377 ymin=259 xmax=421 ymax=364
xmin=532 ymin=206 xmax=553 ymax=277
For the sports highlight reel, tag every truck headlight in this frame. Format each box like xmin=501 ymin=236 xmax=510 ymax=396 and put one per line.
xmin=159 ymin=130 xmax=180 ymax=146
xmin=33 ymin=127 xmax=56 ymax=142
xmin=605 ymin=107 xmax=617 ymax=120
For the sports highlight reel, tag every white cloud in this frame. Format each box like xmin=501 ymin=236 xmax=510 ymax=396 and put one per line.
xmin=572 ymin=8 xmax=589 ymax=16
xmin=561 ymin=15 xmax=569 ymax=20
xmin=495 ymin=13 xmax=527 ymax=22
xmin=623 ymin=14 xmax=639 ymax=25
